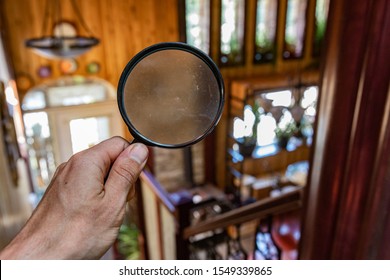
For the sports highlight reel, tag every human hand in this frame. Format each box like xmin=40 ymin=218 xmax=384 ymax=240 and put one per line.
xmin=0 ymin=136 xmax=148 ymax=259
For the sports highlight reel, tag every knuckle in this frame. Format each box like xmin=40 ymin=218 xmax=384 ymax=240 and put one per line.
xmin=53 ymin=162 xmax=66 ymax=175
xmin=111 ymin=162 xmax=139 ymax=186
xmin=68 ymin=151 xmax=89 ymax=168
xmin=108 ymin=136 xmax=127 ymax=147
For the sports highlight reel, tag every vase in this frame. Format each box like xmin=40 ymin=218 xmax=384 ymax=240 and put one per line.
xmin=237 ymin=138 xmax=256 ymax=157
xmin=239 ymin=143 xmax=256 ymax=156
xmin=277 ymin=137 xmax=289 ymax=149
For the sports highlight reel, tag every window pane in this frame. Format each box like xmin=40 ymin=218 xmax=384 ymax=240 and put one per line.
xmin=47 ymin=83 xmax=106 ymax=107
xmin=21 ymin=90 xmax=46 ymax=111
xmin=23 ymin=112 xmax=56 ymax=195
xmin=185 ymin=0 xmax=210 ymax=54
xmin=233 ymin=105 xmax=256 ymax=139
xmin=220 ymin=0 xmax=246 ymax=66
xmin=69 ymin=116 xmax=110 ymax=154
xmin=23 ymin=112 xmax=51 ymax=139
xmin=283 ymin=0 xmax=308 ymax=59
xmin=264 ymin=90 xmax=292 ymax=107
xmin=254 ymin=0 xmax=278 ymax=63
xmin=257 ymin=114 xmax=276 ymax=145
xmin=313 ymin=0 xmax=330 ymax=57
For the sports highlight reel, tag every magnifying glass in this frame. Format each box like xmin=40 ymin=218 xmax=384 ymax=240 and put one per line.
xmin=117 ymin=42 xmax=224 ymax=148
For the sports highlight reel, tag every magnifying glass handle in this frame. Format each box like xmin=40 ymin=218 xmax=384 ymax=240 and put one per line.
xmin=129 ymin=137 xmax=140 ymax=145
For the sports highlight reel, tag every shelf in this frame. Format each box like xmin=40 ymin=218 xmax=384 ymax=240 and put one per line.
xmin=229 ymin=138 xmax=309 ymax=162
xmin=227 ymin=143 xmax=310 ymax=178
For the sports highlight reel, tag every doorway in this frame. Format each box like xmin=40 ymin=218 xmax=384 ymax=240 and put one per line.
xmin=21 ymin=76 xmax=124 ymax=200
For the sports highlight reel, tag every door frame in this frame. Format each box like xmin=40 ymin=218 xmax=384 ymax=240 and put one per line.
xmin=51 ymin=101 xmax=124 ymax=163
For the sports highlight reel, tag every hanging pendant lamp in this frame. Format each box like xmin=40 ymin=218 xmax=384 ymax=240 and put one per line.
xmin=25 ymin=0 xmax=99 ymax=59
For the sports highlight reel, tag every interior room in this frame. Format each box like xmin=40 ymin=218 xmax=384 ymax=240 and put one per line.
xmin=0 ymin=0 xmax=388 ymax=260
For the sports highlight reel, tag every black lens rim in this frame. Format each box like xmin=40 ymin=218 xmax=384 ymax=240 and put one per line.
xmin=117 ymin=42 xmax=225 ymax=148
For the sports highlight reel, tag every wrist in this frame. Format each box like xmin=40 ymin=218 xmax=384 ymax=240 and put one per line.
xmin=0 ymin=209 xmax=75 ymax=259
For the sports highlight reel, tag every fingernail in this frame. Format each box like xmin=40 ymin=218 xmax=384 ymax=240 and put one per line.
xmin=129 ymin=144 xmax=148 ymax=164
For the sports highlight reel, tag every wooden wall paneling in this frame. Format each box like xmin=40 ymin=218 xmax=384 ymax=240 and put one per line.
xmin=93 ymin=0 xmax=108 ymax=79
xmin=77 ymin=0 xmax=104 ymax=76
xmin=210 ymin=0 xmax=221 ymax=65
xmin=245 ymin=0 xmax=256 ymax=69
xmin=123 ymin=1 xmax=141 ymax=53
xmin=101 ymin=0 xmax=128 ymax=85
xmin=27 ymin=0 xmax=46 ymax=80
xmin=91 ymin=0 xmax=107 ymax=81
xmin=113 ymin=0 xmax=136 ymax=81
xmin=142 ymin=1 xmax=158 ymax=46
xmin=6 ymin=1 xmax=39 ymax=81
xmin=98 ymin=0 xmax=119 ymax=85
xmin=304 ymin=0 xmax=316 ymax=63
xmin=276 ymin=0 xmax=287 ymax=71
xmin=154 ymin=1 xmax=179 ymax=43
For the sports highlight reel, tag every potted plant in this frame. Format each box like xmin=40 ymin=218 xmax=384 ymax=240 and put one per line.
xmin=274 ymin=121 xmax=297 ymax=149
xmin=237 ymin=102 xmax=261 ymax=156
xmin=116 ymin=223 xmax=140 ymax=260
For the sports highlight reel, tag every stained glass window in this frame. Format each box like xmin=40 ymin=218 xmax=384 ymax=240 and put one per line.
xmin=313 ymin=0 xmax=330 ymax=57
xmin=254 ymin=0 xmax=278 ymax=63
xmin=185 ymin=0 xmax=211 ymax=54
xmin=283 ymin=0 xmax=309 ymax=59
xmin=220 ymin=0 xmax=246 ymax=66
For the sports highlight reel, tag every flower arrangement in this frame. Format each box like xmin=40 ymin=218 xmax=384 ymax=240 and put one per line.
xmin=275 ymin=120 xmax=297 ymax=139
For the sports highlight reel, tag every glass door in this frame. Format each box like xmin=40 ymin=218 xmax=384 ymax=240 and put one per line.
xmin=53 ymin=102 xmax=123 ymax=163
xmin=23 ymin=101 xmax=124 ymax=198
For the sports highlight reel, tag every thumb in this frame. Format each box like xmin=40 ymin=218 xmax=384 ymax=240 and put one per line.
xmin=104 ymin=143 xmax=148 ymax=201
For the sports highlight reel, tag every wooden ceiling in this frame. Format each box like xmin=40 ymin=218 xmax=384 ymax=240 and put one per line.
xmin=0 ymin=0 xmax=179 ymax=99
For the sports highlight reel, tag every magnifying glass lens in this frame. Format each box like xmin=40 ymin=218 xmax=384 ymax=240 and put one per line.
xmin=118 ymin=43 xmax=224 ymax=148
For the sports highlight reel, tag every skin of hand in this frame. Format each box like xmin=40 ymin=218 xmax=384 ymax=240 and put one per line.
xmin=0 ymin=136 xmax=148 ymax=260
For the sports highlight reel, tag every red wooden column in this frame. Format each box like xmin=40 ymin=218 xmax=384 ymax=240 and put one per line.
xmin=300 ymin=0 xmax=390 ymax=259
